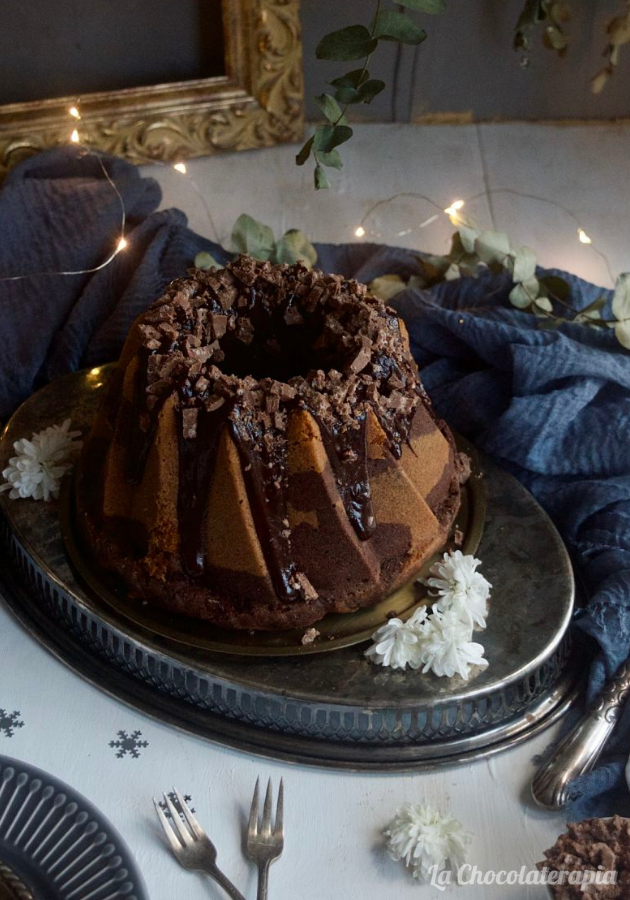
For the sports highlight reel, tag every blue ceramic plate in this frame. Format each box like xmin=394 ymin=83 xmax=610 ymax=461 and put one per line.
xmin=0 ymin=756 xmax=148 ymax=900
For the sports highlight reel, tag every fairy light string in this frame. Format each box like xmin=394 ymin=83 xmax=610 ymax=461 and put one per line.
xmin=354 ymin=188 xmax=615 ymax=287
xmin=0 ymin=102 xmax=616 ymax=288
xmin=0 ymin=102 xmax=219 ymax=284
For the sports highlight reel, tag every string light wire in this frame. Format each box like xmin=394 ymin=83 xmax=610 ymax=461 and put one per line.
xmin=0 ymin=104 xmax=615 ymax=288
xmin=354 ymin=187 xmax=615 ymax=286
xmin=0 ymin=142 xmax=127 ymax=283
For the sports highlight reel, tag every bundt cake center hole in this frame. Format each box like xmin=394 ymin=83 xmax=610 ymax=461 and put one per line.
xmin=214 ymin=304 xmax=363 ymax=381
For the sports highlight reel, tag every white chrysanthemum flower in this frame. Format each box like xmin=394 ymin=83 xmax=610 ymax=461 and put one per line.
xmin=423 ymin=549 xmax=492 ymax=628
xmin=0 ymin=419 xmax=82 ymax=501
xmin=419 ymin=610 xmax=488 ymax=680
xmin=384 ymin=802 xmax=470 ymax=882
xmin=364 ymin=612 xmax=427 ymax=670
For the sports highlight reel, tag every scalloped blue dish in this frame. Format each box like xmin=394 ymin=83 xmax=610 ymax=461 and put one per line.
xmin=0 ymin=755 xmax=148 ymax=900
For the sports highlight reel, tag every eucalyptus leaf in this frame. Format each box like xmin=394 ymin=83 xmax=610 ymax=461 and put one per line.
xmin=296 ymin=137 xmax=314 ymax=166
xmin=368 ymin=274 xmax=407 ymax=301
xmin=313 ymin=123 xmax=353 ymax=153
xmin=372 ymin=10 xmax=427 ymax=44
xmin=538 ymin=274 xmax=571 ymax=301
xmin=194 ymin=251 xmax=223 ymax=271
xmin=543 ymin=24 xmax=568 ymax=52
xmin=273 ymin=229 xmax=318 ymax=268
xmin=612 ymin=272 xmax=630 ymax=322
xmin=397 ymin=0 xmax=446 ymax=13
xmin=509 ymin=277 xmax=540 ymax=309
xmin=330 ymin=69 xmax=370 ymax=88
xmin=316 ymin=26 xmax=378 ymax=61
xmin=615 ymin=319 xmax=630 ymax=349
xmin=591 ymin=69 xmax=611 ymax=95
xmin=314 ymin=165 xmax=331 ymax=190
xmin=458 ymin=226 xmax=478 ymax=254
xmin=513 ymin=246 xmax=537 ymax=283
xmin=534 ymin=296 xmax=553 ymax=312
xmin=231 ymin=214 xmax=275 ymax=260
xmin=317 ymin=149 xmax=344 ymax=169
xmin=444 ymin=263 xmax=461 ymax=281
xmin=315 ymin=93 xmax=346 ymax=124
xmin=357 ymin=79 xmax=386 ymax=102
xmin=333 ymin=85 xmax=360 ymax=104
xmin=475 ymin=230 xmax=511 ymax=266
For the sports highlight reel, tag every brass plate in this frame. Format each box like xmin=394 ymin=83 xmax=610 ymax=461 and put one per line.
xmin=0 ymin=367 xmax=576 ymax=766
xmin=53 ymin=363 xmax=485 ymax=657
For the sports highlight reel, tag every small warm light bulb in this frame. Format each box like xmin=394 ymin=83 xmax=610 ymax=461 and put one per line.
xmin=354 ymin=226 xmax=365 ymax=238
xmin=70 ymin=129 xmax=80 ymax=144
xmin=69 ymin=106 xmax=80 ymax=119
xmin=90 ymin=367 xmax=101 ymax=376
xmin=173 ymin=162 xmax=187 ymax=174
xmin=578 ymin=228 xmax=592 ymax=245
xmin=444 ymin=199 xmax=465 ymax=219
xmin=116 ymin=237 xmax=128 ymax=252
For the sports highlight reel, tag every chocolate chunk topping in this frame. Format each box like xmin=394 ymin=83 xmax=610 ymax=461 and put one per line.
xmin=127 ymin=255 xmax=426 ymax=602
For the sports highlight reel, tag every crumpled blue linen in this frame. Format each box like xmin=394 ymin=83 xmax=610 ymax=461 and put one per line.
xmin=1 ymin=148 xmax=629 ymax=821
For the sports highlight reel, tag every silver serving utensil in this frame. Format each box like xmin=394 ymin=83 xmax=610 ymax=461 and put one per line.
xmin=245 ymin=778 xmax=284 ymax=900
xmin=154 ymin=787 xmax=247 ymax=900
xmin=532 ymin=659 xmax=630 ymax=810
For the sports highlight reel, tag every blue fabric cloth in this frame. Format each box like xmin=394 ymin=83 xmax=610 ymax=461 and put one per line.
xmin=1 ymin=148 xmax=629 ymax=820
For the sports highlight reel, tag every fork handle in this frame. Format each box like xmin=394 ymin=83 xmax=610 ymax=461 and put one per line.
xmin=532 ymin=658 xmax=630 ymax=810
xmin=256 ymin=861 xmax=271 ymax=900
xmin=204 ymin=863 xmax=248 ymax=900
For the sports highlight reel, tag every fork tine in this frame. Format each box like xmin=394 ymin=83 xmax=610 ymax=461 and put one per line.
xmin=163 ymin=791 xmax=192 ymax=846
xmin=274 ymin=778 xmax=284 ymax=837
xmin=173 ymin=787 xmax=204 ymax=840
xmin=153 ymin=798 xmax=182 ymax=854
xmin=247 ymin=777 xmax=260 ymax=837
xmin=261 ymin=778 xmax=273 ymax=838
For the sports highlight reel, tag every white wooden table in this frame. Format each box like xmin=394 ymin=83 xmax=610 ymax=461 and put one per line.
xmin=3 ymin=122 xmax=630 ymax=899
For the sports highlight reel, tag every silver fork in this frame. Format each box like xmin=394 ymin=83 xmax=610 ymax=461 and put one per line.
xmin=154 ymin=787 xmax=247 ymax=900
xmin=245 ymin=778 xmax=284 ymax=900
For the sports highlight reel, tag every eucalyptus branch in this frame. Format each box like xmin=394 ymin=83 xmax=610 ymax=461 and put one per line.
xmin=592 ymin=0 xmax=630 ymax=93
xmin=514 ymin=0 xmax=571 ymax=59
xmin=296 ymin=0 xmax=445 ymax=189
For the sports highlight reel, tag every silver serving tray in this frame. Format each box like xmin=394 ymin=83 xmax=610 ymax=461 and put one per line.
xmin=0 ymin=368 xmax=579 ymax=770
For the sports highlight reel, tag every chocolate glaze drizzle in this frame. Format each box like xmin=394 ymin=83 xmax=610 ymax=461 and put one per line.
xmin=121 ymin=256 xmax=424 ymax=603
xmin=308 ymin=411 xmax=376 ymax=541
xmin=176 ymin=398 xmax=230 ymax=577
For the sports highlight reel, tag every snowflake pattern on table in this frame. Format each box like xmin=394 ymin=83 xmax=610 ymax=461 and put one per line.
xmin=159 ymin=792 xmax=195 ymax=820
xmin=0 ymin=709 xmax=24 ymax=738
xmin=109 ymin=729 xmax=149 ymax=759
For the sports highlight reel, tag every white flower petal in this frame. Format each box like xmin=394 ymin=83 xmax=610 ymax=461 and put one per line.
xmin=364 ymin=617 xmax=425 ymax=670
xmin=384 ymin=802 xmax=470 ymax=882
xmin=420 ymin=550 xmax=492 ymax=629
xmin=1 ymin=419 xmax=82 ymax=502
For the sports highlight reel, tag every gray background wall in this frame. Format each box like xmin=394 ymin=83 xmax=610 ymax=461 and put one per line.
xmin=300 ymin=0 xmax=630 ymax=121
xmin=1 ymin=0 xmax=628 ymax=119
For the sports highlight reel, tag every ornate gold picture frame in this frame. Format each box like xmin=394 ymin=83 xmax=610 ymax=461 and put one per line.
xmin=0 ymin=0 xmax=303 ymax=180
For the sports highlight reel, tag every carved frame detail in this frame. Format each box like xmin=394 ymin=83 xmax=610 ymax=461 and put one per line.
xmin=0 ymin=0 xmax=303 ymax=180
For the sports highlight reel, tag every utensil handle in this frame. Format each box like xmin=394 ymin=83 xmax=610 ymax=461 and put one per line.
xmin=257 ymin=861 xmax=270 ymax=900
xmin=205 ymin=864 xmax=248 ymax=900
xmin=532 ymin=659 xmax=630 ymax=810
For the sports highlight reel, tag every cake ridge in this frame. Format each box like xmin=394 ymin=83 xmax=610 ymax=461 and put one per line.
xmin=76 ymin=255 xmax=465 ymax=629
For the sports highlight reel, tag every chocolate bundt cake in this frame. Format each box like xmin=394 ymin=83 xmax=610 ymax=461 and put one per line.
xmin=76 ymin=256 xmax=468 ymax=631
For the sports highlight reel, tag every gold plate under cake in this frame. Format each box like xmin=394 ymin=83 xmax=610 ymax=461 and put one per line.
xmin=60 ymin=468 xmax=484 ymax=657
xmin=4 ymin=363 xmax=485 ymax=657
xmin=58 ymin=380 xmax=485 ymax=657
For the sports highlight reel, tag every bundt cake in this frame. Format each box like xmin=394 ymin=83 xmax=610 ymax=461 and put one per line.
xmin=76 ymin=256 xmax=468 ymax=631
